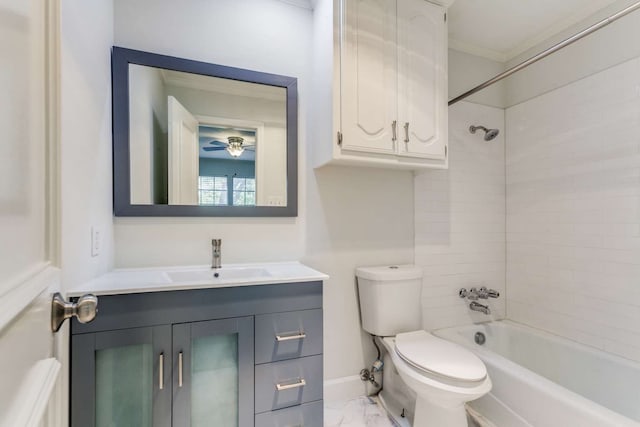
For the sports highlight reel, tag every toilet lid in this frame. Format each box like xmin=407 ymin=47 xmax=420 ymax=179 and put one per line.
xmin=395 ymin=330 xmax=487 ymax=382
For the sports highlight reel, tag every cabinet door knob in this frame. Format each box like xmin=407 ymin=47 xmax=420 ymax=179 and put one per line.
xmin=51 ymin=293 xmax=98 ymax=332
xmin=404 ymin=122 xmax=410 ymax=143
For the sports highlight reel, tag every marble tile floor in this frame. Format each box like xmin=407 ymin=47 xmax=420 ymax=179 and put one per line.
xmin=324 ymin=396 xmax=487 ymax=427
xmin=324 ymin=396 xmax=400 ymax=427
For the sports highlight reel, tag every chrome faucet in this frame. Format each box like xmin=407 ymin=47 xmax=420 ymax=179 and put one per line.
xmin=459 ymin=287 xmax=500 ymax=300
xmin=478 ymin=286 xmax=500 ymax=299
xmin=211 ymin=239 xmax=222 ymax=269
xmin=469 ymin=301 xmax=491 ymax=315
xmin=459 ymin=287 xmax=498 ymax=315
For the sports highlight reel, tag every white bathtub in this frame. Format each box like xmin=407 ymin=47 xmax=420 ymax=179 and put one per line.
xmin=435 ymin=320 xmax=640 ymax=427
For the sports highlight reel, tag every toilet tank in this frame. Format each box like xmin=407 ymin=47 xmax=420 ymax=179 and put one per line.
xmin=356 ymin=265 xmax=423 ymax=336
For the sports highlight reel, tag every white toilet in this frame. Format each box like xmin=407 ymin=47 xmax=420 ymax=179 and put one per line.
xmin=356 ymin=265 xmax=491 ymax=427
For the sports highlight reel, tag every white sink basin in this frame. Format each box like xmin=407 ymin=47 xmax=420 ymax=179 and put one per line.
xmin=167 ymin=267 xmax=271 ymax=283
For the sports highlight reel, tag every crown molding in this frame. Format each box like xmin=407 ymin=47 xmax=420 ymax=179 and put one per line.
xmin=276 ymin=0 xmax=314 ymax=10
xmin=448 ymin=39 xmax=507 ymax=63
xmin=429 ymin=0 xmax=457 ymax=8
xmin=448 ymin=0 xmax=620 ymax=64
xmin=503 ymin=0 xmax=620 ymax=62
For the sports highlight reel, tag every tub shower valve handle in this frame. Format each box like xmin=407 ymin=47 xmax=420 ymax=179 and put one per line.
xmin=479 ymin=286 xmax=500 ymax=299
xmin=459 ymin=287 xmax=479 ymax=300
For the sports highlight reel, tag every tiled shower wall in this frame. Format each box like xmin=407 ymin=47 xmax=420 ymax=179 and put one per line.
xmin=506 ymin=57 xmax=640 ymax=362
xmin=415 ymin=101 xmax=506 ymax=330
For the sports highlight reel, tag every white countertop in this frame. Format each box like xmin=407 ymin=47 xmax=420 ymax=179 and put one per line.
xmin=67 ymin=262 xmax=329 ymax=297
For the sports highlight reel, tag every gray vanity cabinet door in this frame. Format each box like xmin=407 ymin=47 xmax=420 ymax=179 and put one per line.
xmin=71 ymin=326 xmax=172 ymax=427
xmin=172 ymin=316 xmax=254 ymax=427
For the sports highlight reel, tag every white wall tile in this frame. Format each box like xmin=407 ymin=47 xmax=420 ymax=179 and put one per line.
xmin=506 ymin=57 xmax=640 ymax=363
xmin=415 ymin=102 xmax=506 ymax=330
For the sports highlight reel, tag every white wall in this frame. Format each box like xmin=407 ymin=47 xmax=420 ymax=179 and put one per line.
xmin=60 ymin=0 xmax=114 ymax=289
xmin=304 ymin=166 xmax=415 ymax=383
xmin=506 ymin=55 xmax=640 ymax=363
xmin=448 ymin=49 xmax=506 ymax=109
xmin=113 ymin=0 xmax=416 ymax=385
xmin=415 ymin=101 xmax=505 ymax=330
xmin=113 ymin=0 xmax=310 ymax=267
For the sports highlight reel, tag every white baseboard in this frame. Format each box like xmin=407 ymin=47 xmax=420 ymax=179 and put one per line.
xmin=324 ymin=375 xmax=368 ymax=403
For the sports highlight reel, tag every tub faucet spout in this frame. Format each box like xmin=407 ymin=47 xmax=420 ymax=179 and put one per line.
xmin=470 ymin=301 xmax=490 ymax=315
xmin=211 ymin=239 xmax=222 ymax=269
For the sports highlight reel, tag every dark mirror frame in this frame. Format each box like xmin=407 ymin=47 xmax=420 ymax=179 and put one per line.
xmin=112 ymin=46 xmax=298 ymax=217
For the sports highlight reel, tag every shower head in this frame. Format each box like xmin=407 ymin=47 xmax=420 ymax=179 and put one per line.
xmin=469 ymin=125 xmax=500 ymax=141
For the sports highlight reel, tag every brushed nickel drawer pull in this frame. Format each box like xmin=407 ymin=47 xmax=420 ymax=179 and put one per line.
xmin=159 ymin=353 xmax=164 ymax=390
xmin=178 ymin=351 xmax=183 ymax=388
xmin=276 ymin=378 xmax=306 ymax=391
xmin=404 ymin=122 xmax=410 ymax=143
xmin=275 ymin=331 xmax=307 ymax=342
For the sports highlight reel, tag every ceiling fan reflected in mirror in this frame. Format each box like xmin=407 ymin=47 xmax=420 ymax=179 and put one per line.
xmin=202 ymin=136 xmax=255 ymax=157
xmin=200 ymin=125 xmax=257 ymax=159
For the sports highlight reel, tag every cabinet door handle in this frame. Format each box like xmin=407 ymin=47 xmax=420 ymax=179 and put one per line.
xmin=275 ymin=331 xmax=306 ymax=342
xmin=404 ymin=122 xmax=410 ymax=143
xmin=276 ymin=378 xmax=306 ymax=391
xmin=159 ymin=353 xmax=164 ymax=390
xmin=178 ymin=351 xmax=183 ymax=388
xmin=391 ymin=120 xmax=397 ymax=142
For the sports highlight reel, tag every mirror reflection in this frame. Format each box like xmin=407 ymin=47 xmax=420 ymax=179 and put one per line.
xmin=128 ymin=64 xmax=287 ymax=207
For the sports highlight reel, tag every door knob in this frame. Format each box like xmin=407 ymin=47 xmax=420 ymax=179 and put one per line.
xmin=51 ymin=293 xmax=98 ymax=332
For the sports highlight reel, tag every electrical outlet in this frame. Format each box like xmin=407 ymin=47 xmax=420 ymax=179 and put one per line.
xmin=91 ymin=226 xmax=101 ymax=257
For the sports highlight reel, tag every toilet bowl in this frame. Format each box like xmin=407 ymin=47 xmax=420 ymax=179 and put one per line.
xmin=385 ymin=331 xmax=491 ymax=427
xmin=356 ymin=265 xmax=492 ymax=426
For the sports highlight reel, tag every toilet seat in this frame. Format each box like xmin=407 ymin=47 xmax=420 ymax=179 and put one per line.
xmin=394 ymin=330 xmax=487 ymax=387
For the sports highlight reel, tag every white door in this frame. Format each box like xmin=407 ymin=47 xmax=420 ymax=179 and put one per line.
xmin=340 ymin=0 xmax=398 ymax=154
xmin=0 ymin=0 xmax=64 ymax=426
xmin=397 ymin=0 xmax=447 ymax=160
xmin=168 ymin=96 xmax=200 ymax=205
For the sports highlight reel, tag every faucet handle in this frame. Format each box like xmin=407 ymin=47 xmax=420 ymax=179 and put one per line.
xmin=479 ymin=286 xmax=500 ymax=298
xmin=459 ymin=288 xmax=479 ymax=300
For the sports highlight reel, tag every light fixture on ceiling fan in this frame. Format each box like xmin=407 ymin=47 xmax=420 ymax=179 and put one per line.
xmin=226 ymin=136 xmax=245 ymax=157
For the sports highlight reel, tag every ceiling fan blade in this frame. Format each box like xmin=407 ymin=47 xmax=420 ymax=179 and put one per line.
xmin=202 ymin=146 xmax=227 ymax=151
xmin=207 ymin=139 xmax=227 ymax=146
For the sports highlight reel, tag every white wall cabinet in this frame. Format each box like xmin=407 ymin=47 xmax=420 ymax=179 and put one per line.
xmin=313 ymin=0 xmax=450 ymax=170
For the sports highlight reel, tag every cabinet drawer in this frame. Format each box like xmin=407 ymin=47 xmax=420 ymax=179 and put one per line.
xmin=255 ymin=400 xmax=323 ymax=427
xmin=255 ymin=355 xmax=323 ymax=413
xmin=255 ymin=309 xmax=323 ymax=364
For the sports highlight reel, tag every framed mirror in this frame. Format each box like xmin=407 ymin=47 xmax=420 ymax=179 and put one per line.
xmin=112 ymin=47 xmax=298 ymax=216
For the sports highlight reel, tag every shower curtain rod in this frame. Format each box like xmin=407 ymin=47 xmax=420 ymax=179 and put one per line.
xmin=448 ymin=0 xmax=640 ymax=106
